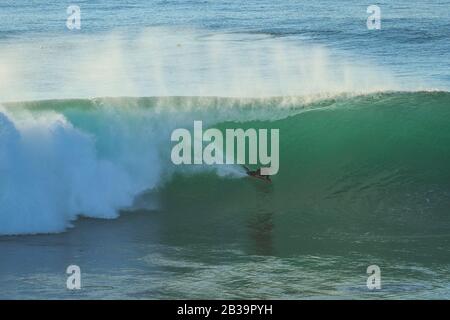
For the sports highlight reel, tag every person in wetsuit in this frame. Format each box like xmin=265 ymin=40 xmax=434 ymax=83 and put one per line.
xmin=243 ymin=166 xmax=272 ymax=182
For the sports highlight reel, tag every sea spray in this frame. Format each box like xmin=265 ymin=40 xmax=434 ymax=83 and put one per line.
xmin=0 ymin=28 xmax=400 ymax=102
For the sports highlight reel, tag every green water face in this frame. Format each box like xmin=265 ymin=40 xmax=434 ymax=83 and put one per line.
xmin=158 ymin=92 xmax=450 ymax=262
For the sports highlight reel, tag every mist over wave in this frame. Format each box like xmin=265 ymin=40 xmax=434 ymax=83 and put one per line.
xmin=0 ymin=28 xmax=403 ymax=102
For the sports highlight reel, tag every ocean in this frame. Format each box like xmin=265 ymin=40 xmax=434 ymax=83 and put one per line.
xmin=0 ymin=0 xmax=449 ymax=299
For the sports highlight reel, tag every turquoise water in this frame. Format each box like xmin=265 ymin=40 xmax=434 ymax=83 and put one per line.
xmin=0 ymin=1 xmax=450 ymax=299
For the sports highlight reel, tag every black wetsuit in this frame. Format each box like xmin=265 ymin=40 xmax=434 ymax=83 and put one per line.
xmin=244 ymin=166 xmax=271 ymax=182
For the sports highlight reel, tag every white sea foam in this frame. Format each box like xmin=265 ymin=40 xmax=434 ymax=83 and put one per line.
xmin=0 ymin=106 xmax=163 ymax=234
